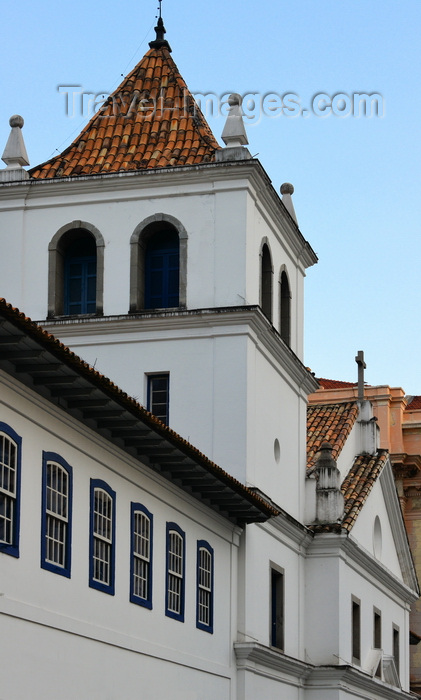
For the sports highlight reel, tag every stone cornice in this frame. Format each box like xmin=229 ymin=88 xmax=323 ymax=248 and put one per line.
xmin=0 ymin=159 xmax=317 ymax=269
xmin=41 ymin=306 xmax=319 ymax=396
xmin=307 ymin=532 xmax=418 ymax=603
xmin=233 ymin=643 xmax=414 ymax=698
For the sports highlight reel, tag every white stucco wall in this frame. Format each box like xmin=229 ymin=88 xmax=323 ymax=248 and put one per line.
xmin=0 ymin=371 xmax=240 ymax=699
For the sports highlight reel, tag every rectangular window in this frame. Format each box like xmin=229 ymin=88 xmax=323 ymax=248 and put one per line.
xmin=373 ymin=608 xmax=382 ymax=677
xmin=166 ymin=522 xmax=185 ymax=621
xmin=147 ymin=374 xmax=169 ymax=425
xmin=393 ymin=625 xmax=400 ymax=679
xmin=271 ymin=568 xmax=284 ymax=650
xmin=89 ymin=479 xmax=116 ymax=595
xmin=196 ymin=541 xmax=214 ymax=633
xmin=352 ymin=598 xmax=361 ymax=664
xmin=0 ymin=423 xmax=22 ymax=558
xmin=41 ymin=452 xmax=73 ymax=577
xmin=130 ymin=503 xmax=153 ymax=609
xmin=373 ymin=609 xmax=381 ymax=648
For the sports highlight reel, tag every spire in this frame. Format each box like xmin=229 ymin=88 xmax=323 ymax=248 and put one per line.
xmin=0 ymin=115 xmax=30 ymax=182
xmin=30 ymin=44 xmax=220 ymax=179
xmin=149 ymin=1 xmax=171 ymax=52
xmin=215 ymin=94 xmax=251 ymax=163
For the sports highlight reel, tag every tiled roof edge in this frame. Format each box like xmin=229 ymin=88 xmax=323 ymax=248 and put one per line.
xmin=0 ymin=298 xmax=278 ymax=520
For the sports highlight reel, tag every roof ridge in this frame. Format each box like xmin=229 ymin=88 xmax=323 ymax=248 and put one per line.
xmin=30 ymin=47 xmax=220 ymax=179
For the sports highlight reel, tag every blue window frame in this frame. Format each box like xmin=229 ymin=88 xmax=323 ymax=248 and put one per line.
xmin=147 ymin=374 xmax=169 ymax=425
xmin=145 ymin=230 xmax=179 ymax=309
xmin=165 ymin=522 xmax=185 ymax=622
xmin=130 ymin=502 xmax=153 ymax=608
xmin=89 ymin=479 xmax=116 ymax=595
xmin=196 ymin=540 xmax=214 ymax=633
xmin=0 ymin=422 xmax=22 ymax=558
xmin=41 ymin=452 xmax=73 ymax=577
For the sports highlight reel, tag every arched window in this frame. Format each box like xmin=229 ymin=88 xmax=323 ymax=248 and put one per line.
xmin=280 ymin=270 xmax=291 ymax=346
xmin=41 ymin=452 xmax=73 ymax=577
xmin=145 ymin=229 xmax=179 ymax=309
xmin=48 ymin=221 xmax=104 ymax=318
xmin=260 ymin=243 xmax=273 ymax=321
xmin=129 ymin=214 xmax=187 ymax=312
xmin=89 ymin=479 xmax=116 ymax=595
xmin=0 ymin=422 xmax=22 ymax=558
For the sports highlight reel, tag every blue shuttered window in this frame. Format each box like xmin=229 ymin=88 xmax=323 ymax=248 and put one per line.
xmin=196 ymin=541 xmax=214 ymax=633
xmin=0 ymin=423 xmax=22 ymax=558
xmin=145 ymin=231 xmax=179 ymax=309
xmin=41 ymin=452 xmax=73 ymax=577
xmin=89 ymin=479 xmax=116 ymax=595
xmin=130 ymin=503 xmax=153 ymax=609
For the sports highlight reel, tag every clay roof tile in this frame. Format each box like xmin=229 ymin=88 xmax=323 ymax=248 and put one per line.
xmin=29 ymin=47 xmax=220 ymax=180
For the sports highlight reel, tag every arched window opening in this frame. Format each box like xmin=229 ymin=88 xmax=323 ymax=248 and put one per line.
xmin=48 ymin=222 xmax=104 ymax=318
xmin=280 ymin=270 xmax=291 ymax=346
xmin=145 ymin=229 xmax=179 ymax=309
xmin=261 ymin=243 xmax=273 ymax=321
xmin=63 ymin=233 xmax=97 ymax=315
xmin=129 ymin=215 xmax=187 ymax=313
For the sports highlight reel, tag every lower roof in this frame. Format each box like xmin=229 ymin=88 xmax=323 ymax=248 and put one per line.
xmin=0 ymin=298 xmax=277 ymax=526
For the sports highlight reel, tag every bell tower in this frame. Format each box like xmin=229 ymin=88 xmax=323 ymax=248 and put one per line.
xmin=0 ymin=16 xmax=317 ymax=519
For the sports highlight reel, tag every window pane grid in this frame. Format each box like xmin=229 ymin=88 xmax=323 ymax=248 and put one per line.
xmin=168 ymin=531 xmax=183 ymax=614
xmin=0 ymin=434 xmax=17 ymax=545
xmin=133 ymin=511 xmax=150 ymax=600
xmin=198 ymin=547 xmax=212 ymax=627
xmin=93 ymin=489 xmax=112 ymax=584
xmin=45 ymin=463 xmax=69 ymax=567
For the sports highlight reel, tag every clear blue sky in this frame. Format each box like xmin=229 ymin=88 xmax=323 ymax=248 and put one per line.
xmin=2 ymin=1 xmax=420 ymax=392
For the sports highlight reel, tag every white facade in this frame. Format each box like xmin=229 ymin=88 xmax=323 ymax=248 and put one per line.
xmin=0 ymin=34 xmax=419 ymax=700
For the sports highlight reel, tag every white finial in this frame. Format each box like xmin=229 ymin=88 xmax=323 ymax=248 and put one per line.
xmin=1 ymin=115 xmax=30 ymax=181
xmin=215 ymin=94 xmax=251 ymax=163
xmin=221 ymin=94 xmax=249 ymax=147
xmin=280 ymin=182 xmax=297 ymax=224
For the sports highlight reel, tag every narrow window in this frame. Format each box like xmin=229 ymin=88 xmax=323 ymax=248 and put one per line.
xmin=261 ymin=243 xmax=273 ymax=321
xmin=373 ymin=609 xmax=381 ymax=649
xmin=147 ymin=374 xmax=169 ymax=425
xmin=271 ymin=568 xmax=284 ymax=650
xmin=41 ymin=453 xmax=73 ymax=577
xmin=352 ymin=598 xmax=361 ymax=664
xmin=196 ymin=541 xmax=214 ymax=633
xmin=64 ymin=235 xmax=97 ymax=315
xmin=280 ymin=270 xmax=291 ymax=346
xmin=89 ymin=480 xmax=116 ymax=595
xmin=393 ymin=625 xmax=400 ymax=679
xmin=130 ymin=503 xmax=153 ymax=609
xmin=145 ymin=230 xmax=179 ymax=309
xmin=166 ymin=523 xmax=185 ymax=621
xmin=0 ymin=423 xmax=21 ymax=558
xmin=373 ymin=608 xmax=382 ymax=677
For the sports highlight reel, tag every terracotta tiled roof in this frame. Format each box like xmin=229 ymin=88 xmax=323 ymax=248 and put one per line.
xmin=29 ymin=47 xmax=220 ymax=179
xmin=0 ymin=298 xmax=277 ymax=524
xmin=307 ymin=401 xmax=359 ymax=469
xmin=406 ymin=396 xmax=421 ymax=410
xmin=317 ymin=377 xmax=357 ymax=389
xmin=341 ymin=450 xmax=388 ymax=531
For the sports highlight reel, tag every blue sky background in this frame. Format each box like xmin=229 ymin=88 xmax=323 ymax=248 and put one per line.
xmin=1 ymin=1 xmax=420 ymax=392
